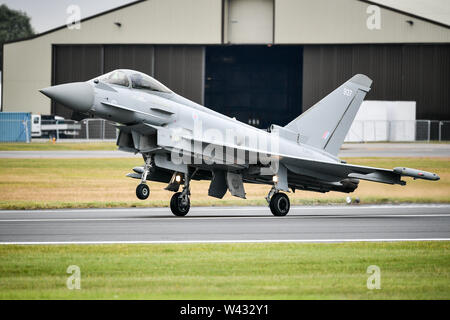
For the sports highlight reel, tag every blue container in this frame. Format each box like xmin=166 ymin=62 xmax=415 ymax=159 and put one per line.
xmin=0 ymin=112 xmax=32 ymax=142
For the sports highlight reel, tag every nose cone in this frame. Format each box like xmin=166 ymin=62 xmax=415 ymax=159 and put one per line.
xmin=40 ymin=82 xmax=94 ymax=113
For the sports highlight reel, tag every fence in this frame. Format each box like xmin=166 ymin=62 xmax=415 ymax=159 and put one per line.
xmin=345 ymin=120 xmax=450 ymax=142
xmin=78 ymin=119 xmax=118 ymax=140
xmin=3 ymin=117 xmax=449 ymax=143
xmin=32 ymin=119 xmax=118 ymax=141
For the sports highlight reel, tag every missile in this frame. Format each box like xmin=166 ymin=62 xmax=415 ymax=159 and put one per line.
xmin=393 ymin=167 xmax=440 ymax=181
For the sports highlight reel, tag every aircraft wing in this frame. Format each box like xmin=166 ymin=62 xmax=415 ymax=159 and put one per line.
xmin=281 ymin=155 xmax=440 ymax=185
xmin=118 ymin=125 xmax=439 ymax=188
xmin=172 ymin=134 xmax=440 ymax=185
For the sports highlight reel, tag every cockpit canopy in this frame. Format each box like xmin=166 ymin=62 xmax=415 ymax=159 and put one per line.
xmin=98 ymin=69 xmax=172 ymax=93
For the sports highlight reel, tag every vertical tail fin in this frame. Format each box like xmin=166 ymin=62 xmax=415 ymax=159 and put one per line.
xmin=285 ymin=74 xmax=372 ymax=156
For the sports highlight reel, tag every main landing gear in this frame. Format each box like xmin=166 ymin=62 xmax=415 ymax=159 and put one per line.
xmin=170 ymin=169 xmax=196 ymax=216
xmin=134 ymin=159 xmax=290 ymax=217
xmin=266 ymin=187 xmax=290 ymax=216
xmin=170 ymin=192 xmax=190 ymax=216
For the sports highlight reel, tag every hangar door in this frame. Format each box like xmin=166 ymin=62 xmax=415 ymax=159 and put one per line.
xmin=52 ymin=45 xmax=103 ymax=119
xmin=205 ymin=45 xmax=302 ymax=128
xmin=302 ymin=44 xmax=450 ymax=120
xmin=52 ymin=45 xmax=205 ymax=119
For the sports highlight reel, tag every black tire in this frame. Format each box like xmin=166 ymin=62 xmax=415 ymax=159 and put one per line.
xmin=170 ymin=192 xmax=190 ymax=216
xmin=269 ymin=193 xmax=290 ymax=216
xmin=136 ymin=183 xmax=150 ymax=200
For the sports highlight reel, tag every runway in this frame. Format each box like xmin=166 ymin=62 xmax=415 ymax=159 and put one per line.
xmin=339 ymin=143 xmax=450 ymax=158
xmin=0 ymin=205 xmax=449 ymax=244
xmin=0 ymin=150 xmax=141 ymax=158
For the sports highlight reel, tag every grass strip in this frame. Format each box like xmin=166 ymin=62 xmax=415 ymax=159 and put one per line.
xmin=0 ymin=242 xmax=448 ymax=299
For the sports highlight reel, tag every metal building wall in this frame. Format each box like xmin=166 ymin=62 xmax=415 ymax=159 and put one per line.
xmin=53 ymin=45 xmax=205 ymax=118
xmin=154 ymin=46 xmax=205 ymax=104
xmin=401 ymin=45 xmax=450 ymax=120
xmin=275 ymin=0 xmax=450 ymax=44
xmin=225 ymin=0 xmax=274 ymax=44
xmin=104 ymin=45 xmax=155 ymax=76
xmin=52 ymin=45 xmax=103 ymax=119
xmin=302 ymin=44 xmax=450 ymax=120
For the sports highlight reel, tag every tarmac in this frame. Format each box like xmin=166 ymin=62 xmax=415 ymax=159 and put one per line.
xmin=1 ymin=204 xmax=449 ymax=244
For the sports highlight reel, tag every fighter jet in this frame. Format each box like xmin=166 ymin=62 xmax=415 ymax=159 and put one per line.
xmin=40 ymin=69 xmax=439 ymax=216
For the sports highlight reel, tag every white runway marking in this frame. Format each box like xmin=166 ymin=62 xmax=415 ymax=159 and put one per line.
xmin=0 ymin=239 xmax=449 ymax=245
xmin=1 ymin=213 xmax=450 ymax=222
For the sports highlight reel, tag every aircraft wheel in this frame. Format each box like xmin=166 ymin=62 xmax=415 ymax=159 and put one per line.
xmin=136 ymin=183 xmax=150 ymax=200
xmin=269 ymin=193 xmax=290 ymax=216
xmin=170 ymin=192 xmax=190 ymax=216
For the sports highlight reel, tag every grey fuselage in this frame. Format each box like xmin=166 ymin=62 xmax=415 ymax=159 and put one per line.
xmin=88 ymin=78 xmax=338 ymax=164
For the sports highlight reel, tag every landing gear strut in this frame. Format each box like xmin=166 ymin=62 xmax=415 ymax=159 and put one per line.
xmin=266 ymin=187 xmax=290 ymax=216
xmin=136 ymin=156 xmax=151 ymax=200
xmin=170 ymin=169 xmax=196 ymax=216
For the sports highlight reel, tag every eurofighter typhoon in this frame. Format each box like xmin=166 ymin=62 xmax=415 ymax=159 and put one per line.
xmin=40 ymin=70 xmax=439 ymax=216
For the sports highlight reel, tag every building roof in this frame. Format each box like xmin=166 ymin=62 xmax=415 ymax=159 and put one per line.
xmin=3 ymin=0 xmax=449 ymax=45
xmin=368 ymin=0 xmax=450 ymax=27
xmin=4 ymin=0 xmax=147 ymax=45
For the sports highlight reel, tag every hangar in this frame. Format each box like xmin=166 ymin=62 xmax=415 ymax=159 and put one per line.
xmin=2 ymin=0 xmax=450 ymax=128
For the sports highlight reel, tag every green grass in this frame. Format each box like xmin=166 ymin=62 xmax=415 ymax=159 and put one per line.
xmin=0 ymin=157 xmax=448 ymax=209
xmin=0 ymin=142 xmax=116 ymax=151
xmin=0 ymin=242 xmax=449 ymax=299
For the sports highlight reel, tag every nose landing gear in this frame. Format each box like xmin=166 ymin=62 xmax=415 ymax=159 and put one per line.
xmin=136 ymin=156 xmax=151 ymax=200
xmin=136 ymin=183 xmax=150 ymax=200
